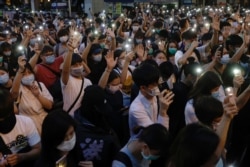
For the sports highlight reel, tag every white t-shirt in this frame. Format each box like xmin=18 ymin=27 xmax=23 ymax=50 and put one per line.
xmin=0 ymin=115 xmax=40 ymax=153
xmin=61 ymin=75 xmax=92 ymax=116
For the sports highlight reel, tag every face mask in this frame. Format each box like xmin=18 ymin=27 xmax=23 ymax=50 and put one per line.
xmin=45 ymin=55 xmax=55 ymax=64
xmin=136 ymin=39 xmax=143 ymax=44
xmin=211 ymin=90 xmax=224 ymax=102
xmin=155 ymin=59 xmax=164 ymax=66
xmin=0 ymin=73 xmax=9 ymax=85
xmin=185 ymin=42 xmax=191 ymax=50
xmin=30 ymin=38 xmax=37 ymax=46
xmin=220 ymin=54 xmax=230 ymax=64
xmin=132 ymin=26 xmax=139 ymax=31
xmin=57 ymin=132 xmax=76 ymax=152
xmin=71 ymin=66 xmax=83 ymax=77
xmin=155 ymin=29 xmax=161 ymax=34
xmin=7 ymin=39 xmax=12 ymax=44
xmin=93 ymin=54 xmax=102 ymax=62
xmin=21 ymin=74 xmax=35 ymax=86
xmin=168 ymin=48 xmax=177 ymax=55
xmin=4 ymin=51 xmax=11 ymax=56
xmin=148 ymin=48 xmax=153 ymax=55
xmin=60 ymin=36 xmax=68 ymax=43
xmin=109 ymin=84 xmax=121 ymax=94
xmin=0 ymin=57 xmax=3 ymax=63
xmin=0 ymin=112 xmax=16 ymax=134
xmin=147 ymin=87 xmax=160 ymax=96
xmin=100 ymin=43 xmax=105 ymax=49
xmin=118 ymin=59 xmax=126 ymax=68
xmin=11 ymin=38 xmax=17 ymax=43
xmin=219 ymin=36 xmax=223 ymax=42
xmin=167 ymin=78 xmax=174 ymax=90
xmin=141 ymin=151 xmax=160 ymax=161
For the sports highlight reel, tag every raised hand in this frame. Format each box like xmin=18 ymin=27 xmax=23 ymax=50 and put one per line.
xmin=159 ymin=89 xmax=174 ymax=113
xmin=223 ymin=96 xmax=238 ymax=119
xmin=105 ymin=50 xmax=117 ymax=70
xmin=18 ymin=55 xmax=27 ymax=72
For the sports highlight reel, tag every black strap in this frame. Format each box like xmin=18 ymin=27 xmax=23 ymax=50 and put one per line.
xmin=66 ymin=78 xmax=84 ymax=113
xmin=114 ymin=151 xmax=132 ymax=167
xmin=39 ymin=64 xmax=61 ymax=77
xmin=0 ymin=136 xmax=12 ymax=155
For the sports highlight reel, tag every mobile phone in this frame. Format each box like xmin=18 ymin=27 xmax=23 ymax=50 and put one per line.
xmin=225 ymin=87 xmax=236 ymax=104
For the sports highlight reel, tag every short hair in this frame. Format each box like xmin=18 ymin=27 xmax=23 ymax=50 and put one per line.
xmin=136 ymin=124 xmax=171 ymax=155
xmin=107 ymin=70 xmax=120 ymax=84
xmin=159 ymin=61 xmax=174 ymax=80
xmin=220 ymin=21 xmax=231 ymax=30
xmin=132 ymin=63 xmax=160 ymax=87
xmin=182 ymin=29 xmax=197 ymax=40
xmin=225 ymin=34 xmax=243 ymax=50
xmin=57 ymin=28 xmax=69 ymax=38
xmin=71 ymin=53 xmax=83 ymax=65
xmin=195 ymin=95 xmax=223 ymax=127
xmin=40 ymin=45 xmax=54 ymax=56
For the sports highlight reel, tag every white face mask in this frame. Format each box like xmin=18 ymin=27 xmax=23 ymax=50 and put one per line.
xmin=57 ymin=132 xmax=76 ymax=152
xmin=4 ymin=51 xmax=11 ymax=56
xmin=21 ymin=74 xmax=35 ymax=86
xmin=220 ymin=54 xmax=230 ymax=64
xmin=93 ymin=54 xmax=102 ymax=62
xmin=147 ymin=87 xmax=160 ymax=96
xmin=60 ymin=36 xmax=68 ymax=43
xmin=109 ymin=84 xmax=121 ymax=94
xmin=132 ymin=26 xmax=139 ymax=31
xmin=118 ymin=59 xmax=126 ymax=68
xmin=155 ymin=59 xmax=164 ymax=66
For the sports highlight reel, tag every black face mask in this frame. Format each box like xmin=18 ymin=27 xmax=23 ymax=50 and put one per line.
xmin=0 ymin=112 xmax=16 ymax=134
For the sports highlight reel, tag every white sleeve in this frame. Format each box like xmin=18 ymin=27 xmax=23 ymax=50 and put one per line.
xmin=174 ymin=50 xmax=184 ymax=69
xmin=24 ymin=116 xmax=41 ymax=146
xmin=196 ymin=45 xmax=206 ymax=58
xmin=157 ymin=115 xmax=169 ymax=130
xmin=112 ymin=160 xmax=127 ymax=167
xmin=39 ymin=82 xmax=53 ymax=102
xmin=184 ymin=100 xmax=198 ymax=125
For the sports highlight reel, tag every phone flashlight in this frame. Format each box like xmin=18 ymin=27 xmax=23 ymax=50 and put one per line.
xmin=233 ymin=68 xmax=241 ymax=77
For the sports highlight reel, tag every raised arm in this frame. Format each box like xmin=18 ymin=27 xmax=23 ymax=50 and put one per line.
xmin=98 ymin=50 xmax=117 ymax=89
xmin=28 ymin=43 xmax=41 ymax=72
xmin=120 ymin=52 xmax=134 ymax=84
xmin=178 ymin=41 xmax=199 ymax=66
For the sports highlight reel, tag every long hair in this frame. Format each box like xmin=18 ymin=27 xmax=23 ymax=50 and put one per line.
xmin=168 ymin=123 xmax=220 ymax=167
xmin=40 ymin=110 xmax=76 ymax=163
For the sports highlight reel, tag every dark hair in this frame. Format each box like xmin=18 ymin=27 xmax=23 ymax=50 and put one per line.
xmin=152 ymin=50 xmax=166 ymax=59
xmin=182 ymin=62 xmax=201 ymax=77
xmin=40 ymin=110 xmax=76 ymax=163
xmin=57 ymin=28 xmax=69 ymax=38
xmin=194 ymin=96 xmax=223 ymax=127
xmin=132 ymin=63 xmax=160 ymax=87
xmin=225 ymin=34 xmax=243 ymax=50
xmin=0 ymin=88 xmax=14 ymax=118
xmin=114 ymin=49 xmax=125 ymax=59
xmin=221 ymin=63 xmax=244 ymax=88
xmin=189 ymin=71 xmax=223 ymax=99
xmin=159 ymin=61 xmax=174 ymax=80
xmin=179 ymin=18 xmax=189 ymax=29
xmin=80 ymin=85 xmax=111 ymax=132
xmin=182 ymin=29 xmax=197 ymax=40
xmin=71 ymin=53 xmax=83 ymax=65
xmin=107 ymin=70 xmax=120 ymax=84
xmin=40 ymin=45 xmax=54 ymax=56
xmin=168 ymin=123 xmax=219 ymax=167
xmin=220 ymin=21 xmax=231 ymax=30
xmin=1 ymin=42 xmax=11 ymax=51
xmin=137 ymin=124 xmax=171 ymax=155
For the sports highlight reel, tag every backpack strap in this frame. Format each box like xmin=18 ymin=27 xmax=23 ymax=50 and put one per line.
xmin=114 ymin=151 xmax=132 ymax=167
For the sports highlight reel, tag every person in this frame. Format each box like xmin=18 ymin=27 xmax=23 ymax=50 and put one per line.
xmin=184 ymin=71 xmax=225 ymax=124
xmin=167 ymin=95 xmax=238 ymax=167
xmin=74 ymin=85 xmax=121 ymax=167
xmin=0 ymin=88 xmax=41 ymax=167
xmin=61 ymin=38 xmax=92 ymax=116
xmin=11 ymin=56 xmax=53 ymax=134
xmin=0 ymin=67 xmax=12 ymax=90
xmin=112 ymin=124 xmax=171 ymax=167
xmin=129 ymin=63 xmax=174 ymax=137
xmin=35 ymin=110 xmax=93 ymax=167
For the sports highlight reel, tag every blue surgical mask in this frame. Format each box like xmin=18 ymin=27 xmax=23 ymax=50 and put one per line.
xmin=0 ymin=73 xmax=9 ymax=85
xmin=71 ymin=66 xmax=83 ymax=77
xmin=45 ymin=55 xmax=55 ymax=64
xmin=141 ymin=151 xmax=160 ymax=161
xmin=220 ymin=54 xmax=230 ymax=64
xmin=21 ymin=74 xmax=35 ymax=86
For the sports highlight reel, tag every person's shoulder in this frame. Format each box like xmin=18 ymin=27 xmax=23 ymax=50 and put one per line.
xmin=16 ymin=114 xmax=34 ymax=122
xmin=83 ymin=77 xmax=92 ymax=85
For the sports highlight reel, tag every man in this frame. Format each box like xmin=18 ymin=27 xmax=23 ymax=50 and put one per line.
xmin=129 ymin=63 xmax=174 ymax=137
xmin=0 ymin=88 xmax=41 ymax=166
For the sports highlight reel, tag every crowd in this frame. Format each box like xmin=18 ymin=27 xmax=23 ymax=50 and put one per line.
xmin=0 ymin=3 xmax=250 ymax=167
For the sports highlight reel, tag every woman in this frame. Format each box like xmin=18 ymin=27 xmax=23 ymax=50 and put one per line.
xmin=11 ymin=56 xmax=53 ymax=134
xmin=35 ymin=110 xmax=93 ymax=167
xmin=112 ymin=124 xmax=171 ymax=167
xmin=74 ymin=85 xmax=121 ymax=167
xmin=152 ymin=50 xmax=167 ymax=66
xmin=184 ymin=71 xmax=225 ymax=124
